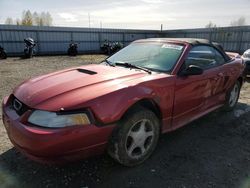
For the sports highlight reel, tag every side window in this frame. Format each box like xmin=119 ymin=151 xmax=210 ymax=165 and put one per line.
xmin=213 ymin=48 xmax=226 ymax=65
xmin=185 ymin=45 xmax=218 ymax=70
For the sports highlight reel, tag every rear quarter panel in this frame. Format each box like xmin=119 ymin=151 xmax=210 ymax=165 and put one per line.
xmin=221 ymin=57 xmax=245 ymax=91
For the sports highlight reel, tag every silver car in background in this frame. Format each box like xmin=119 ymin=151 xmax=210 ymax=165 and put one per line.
xmin=243 ymin=49 xmax=250 ymax=75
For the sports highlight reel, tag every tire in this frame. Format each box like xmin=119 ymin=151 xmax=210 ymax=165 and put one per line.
xmin=24 ymin=48 xmax=32 ymax=58
xmin=73 ymin=49 xmax=78 ymax=56
xmin=0 ymin=51 xmax=7 ymax=59
xmin=108 ymin=106 xmax=160 ymax=166
xmin=223 ymin=80 xmax=241 ymax=111
xmin=67 ymin=48 xmax=71 ymax=56
xmin=68 ymin=48 xmax=77 ymax=56
xmin=24 ymin=49 xmax=28 ymax=58
xmin=28 ymin=48 xmax=33 ymax=58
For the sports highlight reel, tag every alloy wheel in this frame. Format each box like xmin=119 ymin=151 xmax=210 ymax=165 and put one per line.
xmin=229 ymin=83 xmax=239 ymax=107
xmin=125 ymin=119 xmax=155 ymax=159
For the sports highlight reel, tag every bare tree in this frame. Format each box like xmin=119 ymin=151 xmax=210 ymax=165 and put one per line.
xmin=5 ymin=17 xmax=14 ymax=25
xmin=16 ymin=18 xmax=21 ymax=25
xmin=230 ymin=16 xmax=246 ymax=26
xmin=21 ymin=10 xmax=33 ymax=26
xmin=4 ymin=10 xmax=53 ymax=26
xmin=45 ymin=12 xmax=53 ymax=26
xmin=205 ymin=21 xmax=216 ymax=28
xmin=32 ymin=12 xmax=40 ymax=26
xmin=38 ymin=12 xmax=53 ymax=26
xmin=39 ymin=12 xmax=46 ymax=26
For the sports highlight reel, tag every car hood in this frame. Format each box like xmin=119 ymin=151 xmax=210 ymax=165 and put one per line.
xmin=13 ymin=64 xmax=151 ymax=111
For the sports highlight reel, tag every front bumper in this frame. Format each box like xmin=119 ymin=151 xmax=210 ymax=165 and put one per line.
xmin=2 ymin=96 xmax=115 ymax=164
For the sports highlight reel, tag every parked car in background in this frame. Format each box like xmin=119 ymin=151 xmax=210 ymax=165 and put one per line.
xmin=242 ymin=49 xmax=250 ymax=75
xmin=2 ymin=38 xmax=245 ymax=166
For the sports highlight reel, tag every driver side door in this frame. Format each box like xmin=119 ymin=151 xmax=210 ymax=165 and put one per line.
xmin=172 ymin=45 xmax=221 ymax=129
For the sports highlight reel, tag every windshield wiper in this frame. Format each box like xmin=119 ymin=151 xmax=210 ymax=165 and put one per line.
xmin=103 ymin=59 xmax=115 ymax=67
xmin=115 ymin=61 xmax=152 ymax=74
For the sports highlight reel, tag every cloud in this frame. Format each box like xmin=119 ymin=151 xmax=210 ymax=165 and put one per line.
xmin=2 ymin=0 xmax=249 ymax=29
xmin=58 ymin=13 xmax=78 ymax=22
xmin=141 ymin=0 xmax=163 ymax=3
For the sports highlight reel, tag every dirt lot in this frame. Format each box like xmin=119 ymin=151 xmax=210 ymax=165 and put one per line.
xmin=1 ymin=55 xmax=250 ymax=188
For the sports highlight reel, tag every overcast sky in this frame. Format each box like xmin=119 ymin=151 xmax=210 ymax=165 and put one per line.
xmin=0 ymin=0 xmax=250 ymax=30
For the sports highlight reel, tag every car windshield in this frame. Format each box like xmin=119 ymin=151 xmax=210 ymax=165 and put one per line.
xmin=106 ymin=42 xmax=184 ymax=72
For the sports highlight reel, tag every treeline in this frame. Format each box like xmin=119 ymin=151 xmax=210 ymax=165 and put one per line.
xmin=5 ymin=10 xmax=53 ymax=26
xmin=205 ymin=16 xmax=247 ymax=28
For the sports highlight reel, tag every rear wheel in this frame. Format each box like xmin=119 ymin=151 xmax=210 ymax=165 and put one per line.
xmin=223 ymin=81 xmax=241 ymax=111
xmin=108 ymin=107 xmax=160 ymax=166
xmin=24 ymin=48 xmax=32 ymax=58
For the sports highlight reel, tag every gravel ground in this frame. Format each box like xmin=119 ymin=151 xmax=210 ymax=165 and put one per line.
xmin=1 ymin=56 xmax=250 ymax=188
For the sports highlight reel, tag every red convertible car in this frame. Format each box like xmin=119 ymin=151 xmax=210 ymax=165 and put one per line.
xmin=2 ymin=38 xmax=245 ymax=166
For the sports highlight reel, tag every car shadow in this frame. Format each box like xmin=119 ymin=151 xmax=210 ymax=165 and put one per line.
xmin=1 ymin=102 xmax=250 ymax=188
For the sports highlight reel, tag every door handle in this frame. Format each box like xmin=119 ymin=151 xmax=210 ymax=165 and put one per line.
xmin=213 ymin=77 xmax=219 ymax=81
xmin=218 ymin=72 xmax=224 ymax=77
xmin=212 ymin=73 xmax=223 ymax=81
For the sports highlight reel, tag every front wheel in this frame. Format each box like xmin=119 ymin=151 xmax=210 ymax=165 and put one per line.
xmin=108 ymin=107 xmax=160 ymax=166
xmin=223 ymin=81 xmax=241 ymax=111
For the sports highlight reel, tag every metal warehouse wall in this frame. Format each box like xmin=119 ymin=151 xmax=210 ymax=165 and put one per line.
xmin=163 ymin=26 xmax=250 ymax=54
xmin=0 ymin=25 xmax=161 ymax=56
xmin=1 ymin=24 xmax=250 ymax=56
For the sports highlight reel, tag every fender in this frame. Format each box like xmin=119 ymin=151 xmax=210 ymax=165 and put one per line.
xmin=86 ymin=81 xmax=175 ymax=132
xmin=87 ymin=85 xmax=159 ymax=124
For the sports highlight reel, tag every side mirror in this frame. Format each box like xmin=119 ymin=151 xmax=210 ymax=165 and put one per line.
xmin=180 ymin=65 xmax=203 ymax=76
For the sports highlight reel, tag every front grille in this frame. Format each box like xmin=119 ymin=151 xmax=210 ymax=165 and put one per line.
xmin=11 ymin=96 xmax=29 ymax=116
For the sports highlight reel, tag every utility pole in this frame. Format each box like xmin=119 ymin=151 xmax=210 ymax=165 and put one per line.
xmin=88 ymin=13 xmax=91 ymax=28
xmin=161 ymin=24 xmax=163 ymax=32
xmin=100 ymin=21 xmax=102 ymax=29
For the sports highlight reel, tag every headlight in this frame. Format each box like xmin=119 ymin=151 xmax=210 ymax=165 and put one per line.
xmin=28 ymin=110 xmax=91 ymax=128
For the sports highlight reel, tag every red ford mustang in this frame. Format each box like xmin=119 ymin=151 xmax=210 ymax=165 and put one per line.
xmin=2 ymin=38 xmax=245 ymax=166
